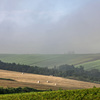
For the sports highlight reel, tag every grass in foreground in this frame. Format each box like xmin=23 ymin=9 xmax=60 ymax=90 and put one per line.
xmin=0 ymin=88 xmax=100 ymax=100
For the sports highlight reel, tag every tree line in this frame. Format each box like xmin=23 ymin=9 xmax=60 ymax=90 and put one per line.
xmin=0 ymin=87 xmax=42 ymax=94
xmin=0 ymin=60 xmax=100 ymax=83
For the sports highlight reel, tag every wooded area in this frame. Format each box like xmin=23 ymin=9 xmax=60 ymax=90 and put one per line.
xmin=0 ymin=60 xmax=100 ymax=83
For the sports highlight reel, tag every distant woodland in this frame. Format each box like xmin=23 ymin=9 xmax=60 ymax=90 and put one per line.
xmin=0 ymin=60 xmax=100 ymax=83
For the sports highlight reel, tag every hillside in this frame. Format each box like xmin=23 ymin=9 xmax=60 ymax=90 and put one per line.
xmin=0 ymin=54 xmax=100 ymax=70
xmin=76 ymin=60 xmax=100 ymax=70
xmin=0 ymin=69 xmax=100 ymax=90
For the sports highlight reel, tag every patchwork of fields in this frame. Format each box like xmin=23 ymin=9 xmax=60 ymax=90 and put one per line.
xmin=0 ymin=69 xmax=100 ymax=99
xmin=0 ymin=54 xmax=100 ymax=70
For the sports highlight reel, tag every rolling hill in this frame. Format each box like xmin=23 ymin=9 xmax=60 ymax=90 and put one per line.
xmin=0 ymin=69 xmax=100 ymax=90
xmin=0 ymin=54 xmax=100 ymax=70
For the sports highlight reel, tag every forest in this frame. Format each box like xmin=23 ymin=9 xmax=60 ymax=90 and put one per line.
xmin=0 ymin=60 xmax=100 ymax=83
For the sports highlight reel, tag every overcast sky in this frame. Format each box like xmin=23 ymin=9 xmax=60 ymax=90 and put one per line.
xmin=0 ymin=0 xmax=100 ymax=54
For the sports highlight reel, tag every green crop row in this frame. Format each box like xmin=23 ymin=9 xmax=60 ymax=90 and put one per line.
xmin=0 ymin=54 xmax=100 ymax=69
xmin=75 ymin=60 xmax=100 ymax=70
xmin=0 ymin=88 xmax=100 ymax=100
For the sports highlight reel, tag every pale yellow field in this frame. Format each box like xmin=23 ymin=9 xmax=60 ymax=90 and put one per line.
xmin=0 ymin=69 xmax=100 ymax=90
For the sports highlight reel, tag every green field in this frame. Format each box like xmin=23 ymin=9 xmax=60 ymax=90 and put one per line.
xmin=76 ymin=60 xmax=100 ymax=70
xmin=0 ymin=54 xmax=100 ymax=70
xmin=0 ymin=88 xmax=100 ymax=100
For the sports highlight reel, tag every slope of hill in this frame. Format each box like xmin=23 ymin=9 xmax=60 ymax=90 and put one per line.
xmin=76 ymin=60 xmax=100 ymax=70
xmin=0 ymin=69 xmax=100 ymax=90
xmin=0 ymin=54 xmax=100 ymax=70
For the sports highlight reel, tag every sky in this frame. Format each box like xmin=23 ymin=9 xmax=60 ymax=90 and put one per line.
xmin=0 ymin=0 xmax=100 ymax=54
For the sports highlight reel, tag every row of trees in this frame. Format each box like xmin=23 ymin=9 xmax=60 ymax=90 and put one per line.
xmin=0 ymin=87 xmax=40 ymax=94
xmin=0 ymin=60 xmax=100 ymax=83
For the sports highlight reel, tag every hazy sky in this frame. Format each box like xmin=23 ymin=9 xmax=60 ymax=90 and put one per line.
xmin=0 ymin=0 xmax=100 ymax=54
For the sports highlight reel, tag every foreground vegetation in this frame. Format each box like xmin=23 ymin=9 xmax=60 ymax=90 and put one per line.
xmin=0 ymin=54 xmax=100 ymax=70
xmin=0 ymin=87 xmax=100 ymax=100
xmin=0 ymin=60 xmax=100 ymax=83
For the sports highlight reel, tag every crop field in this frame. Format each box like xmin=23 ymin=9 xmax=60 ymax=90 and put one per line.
xmin=1 ymin=70 xmax=100 ymax=99
xmin=0 ymin=88 xmax=100 ymax=100
xmin=0 ymin=54 xmax=100 ymax=70
xmin=0 ymin=69 xmax=100 ymax=90
xmin=76 ymin=60 xmax=100 ymax=70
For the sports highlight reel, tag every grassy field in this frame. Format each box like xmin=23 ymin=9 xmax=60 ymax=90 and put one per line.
xmin=76 ymin=60 xmax=100 ymax=70
xmin=0 ymin=54 xmax=100 ymax=70
xmin=0 ymin=69 xmax=100 ymax=90
xmin=0 ymin=88 xmax=100 ymax=100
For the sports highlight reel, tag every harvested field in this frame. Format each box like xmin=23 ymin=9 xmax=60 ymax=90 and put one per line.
xmin=0 ymin=69 xmax=100 ymax=90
